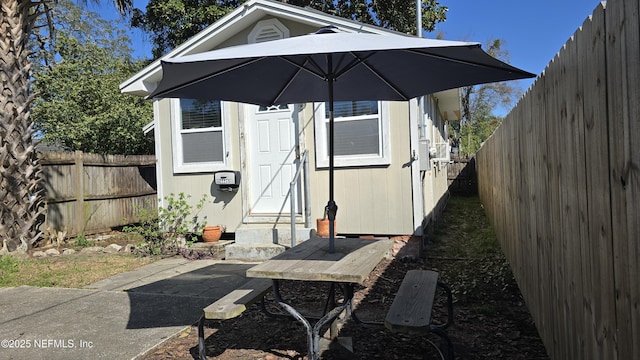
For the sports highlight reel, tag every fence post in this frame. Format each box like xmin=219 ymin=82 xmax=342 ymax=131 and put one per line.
xmin=74 ymin=150 xmax=84 ymax=235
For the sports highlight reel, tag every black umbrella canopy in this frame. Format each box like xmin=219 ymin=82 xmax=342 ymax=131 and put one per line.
xmin=150 ymin=29 xmax=535 ymax=105
xmin=150 ymin=27 xmax=535 ymax=252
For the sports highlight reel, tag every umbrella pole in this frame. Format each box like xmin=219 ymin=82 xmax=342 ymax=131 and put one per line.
xmin=327 ymin=56 xmax=337 ymax=253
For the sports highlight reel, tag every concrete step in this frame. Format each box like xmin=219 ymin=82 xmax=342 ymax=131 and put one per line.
xmin=224 ymin=243 xmax=286 ymax=262
xmin=234 ymin=226 xmax=314 ymax=247
xmin=226 ymin=226 xmax=313 ymax=261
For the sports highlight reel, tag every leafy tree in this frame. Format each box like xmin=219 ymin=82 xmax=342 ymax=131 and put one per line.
xmin=31 ymin=2 xmax=153 ymax=155
xmin=287 ymin=0 xmax=447 ymax=34
xmin=132 ymin=0 xmax=448 ymax=59
xmin=131 ymin=0 xmax=241 ymax=59
xmin=450 ymin=39 xmax=523 ymax=156
xmin=31 ymin=0 xmax=133 ymax=71
xmin=0 ymin=0 xmax=132 ymax=250
xmin=371 ymin=0 xmax=447 ymax=33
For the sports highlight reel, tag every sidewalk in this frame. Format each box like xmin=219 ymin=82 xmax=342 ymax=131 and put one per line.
xmin=0 ymin=257 xmax=260 ymax=360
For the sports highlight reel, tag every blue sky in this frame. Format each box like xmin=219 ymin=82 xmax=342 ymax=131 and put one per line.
xmin=93 ymin=0 xmax=603 ymax=92
xmin=434 ymin=0 xmax=604 ymax=90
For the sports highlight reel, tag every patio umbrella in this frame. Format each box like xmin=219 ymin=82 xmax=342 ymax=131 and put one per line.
xmin=149 ymin=26 xmax=535 ymax=252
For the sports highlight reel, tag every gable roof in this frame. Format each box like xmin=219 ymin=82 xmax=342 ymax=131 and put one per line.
xmin=120 ymin=0 xmax=403 ymax=97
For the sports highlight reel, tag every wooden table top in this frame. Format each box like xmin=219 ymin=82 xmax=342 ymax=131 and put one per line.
xmin=246 ymin=237 xmax=393 ymax=284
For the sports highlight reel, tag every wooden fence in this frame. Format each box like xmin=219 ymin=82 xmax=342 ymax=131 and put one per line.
xmin=476 ymin=2 xmax=639 ymax=359
xmin=40 ymin=151 xmax=157 ymax=237
xmin=447 ymin=155 xmax=476 ymax=195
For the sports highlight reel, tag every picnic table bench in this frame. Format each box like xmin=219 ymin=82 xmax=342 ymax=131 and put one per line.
xmin=197 ymin=277 xmax=273 ymax=360
xmin=384 ymin=269 xmax=454 ymax=360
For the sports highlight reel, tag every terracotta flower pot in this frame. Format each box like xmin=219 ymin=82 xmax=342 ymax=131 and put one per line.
xmin=316 ymin=218 xmax=337 ymax=238
xmin=202 ymin=226 xmax=223 ymax=243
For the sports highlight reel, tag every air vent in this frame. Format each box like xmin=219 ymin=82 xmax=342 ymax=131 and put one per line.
xmin=255 ymin=28 xmax=281 ymax=43
xmin=248 ymin=19 xmax=290 ymax=44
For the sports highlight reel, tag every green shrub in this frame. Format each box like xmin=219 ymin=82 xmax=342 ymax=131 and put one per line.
xmin=124 ymin=193 xmax=208 ymax=256
xmin=73 ymin=235 xmax=92 ymax=248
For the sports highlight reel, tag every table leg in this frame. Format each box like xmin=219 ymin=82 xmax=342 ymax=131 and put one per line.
xmin=272 ymin=280 xmax=354 ymax=360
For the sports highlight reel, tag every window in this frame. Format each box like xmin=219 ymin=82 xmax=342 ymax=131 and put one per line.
xmin=424 ymin=95 xmax=450 ymax=163
xmin=315 ymin=100 xmax=391 ymax=167
xmin=258 ymin=104 xmax=289 ymax=112
xmin=172 ymin=99 xmax=227 ymax=173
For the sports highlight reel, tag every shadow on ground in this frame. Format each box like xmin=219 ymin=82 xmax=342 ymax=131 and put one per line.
xmin=125 ymin=263 xmax=255 ymax=329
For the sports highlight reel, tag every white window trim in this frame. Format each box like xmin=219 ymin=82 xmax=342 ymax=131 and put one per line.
xmin=313 ymin=101 xmax=391 ymax=168
xmin=424 ymin=95 xmax=451 ymax=164
xmin=430 ymin=141 xmax=452 ymax=163
xmin=171 ymin=98 xmax=231 ymax=173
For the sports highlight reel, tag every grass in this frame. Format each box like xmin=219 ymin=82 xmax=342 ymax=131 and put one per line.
xmin=0 ymin=253 xmax=153 ymax=288
xmin=429 ymin=195 xmax=517 ymax=303
xmin=432 ymin=195 xmax=501 ymax=258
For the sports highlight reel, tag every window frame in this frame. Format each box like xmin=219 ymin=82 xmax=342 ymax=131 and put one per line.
xmin=424 ymin=95 xmax=451 ymax=163
xmin=171 ymin=98 xmax=231 ymax=173
xmin=313 ymin=101 xmax=391 ymax=168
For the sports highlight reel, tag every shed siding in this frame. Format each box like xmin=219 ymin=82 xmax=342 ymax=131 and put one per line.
xmin=157 ymin=99 xmax=245 ymax=231
xmin=304 ymin=101 xmax=414 ymax=235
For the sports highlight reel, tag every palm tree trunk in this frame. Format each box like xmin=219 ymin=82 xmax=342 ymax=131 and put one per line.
xmin=0 ymin=0 xmax=46 ymax=251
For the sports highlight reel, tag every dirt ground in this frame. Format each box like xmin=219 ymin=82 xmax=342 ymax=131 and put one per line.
xmin=141 ymin=197 xmax=550 ymax=360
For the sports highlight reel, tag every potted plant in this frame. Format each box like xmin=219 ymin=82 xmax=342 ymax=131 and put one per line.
xmin=316 ymin=206 xmax=336 ymax=238
xmin=316 ymin=218 xmax=336 ymax=238
xmin=202 ymin=225 xmax=225 ymax=243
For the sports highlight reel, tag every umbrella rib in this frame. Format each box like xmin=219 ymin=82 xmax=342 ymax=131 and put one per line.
xmin=405 ymin=47 xmax=533 ymax=75
xmin=330 ymin=53 xmax=354 ymax=77
xmin=270 ymin=56 xmax=332 ymax=105
xmin=154 ymin=57 xmax=265 ymax=98
xmin=280 ymin=56 xmax=328 ymax=80
xmin=332 ymin=52 xmax=374 ymax=78
xmin=269 ymin=57 xmax=311 ymax=104
xmin=338 ymin=52 xmax=411 ymax=100
xmin=305 ymin=56 xmax=331 ymax=79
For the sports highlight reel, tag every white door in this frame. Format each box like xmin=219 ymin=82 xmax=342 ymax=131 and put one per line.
xmin=247 ymin=104 xmax=297 ymax=214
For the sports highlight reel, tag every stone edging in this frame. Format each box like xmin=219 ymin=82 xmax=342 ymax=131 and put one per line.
xmin=31 ymin=243 xmax=136 ymax=258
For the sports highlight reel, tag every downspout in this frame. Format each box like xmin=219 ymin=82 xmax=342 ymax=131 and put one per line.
xmin=416 ymin=0 xmax=422 ymax=38
xmin=152 ymin=100 xmax=164 ymax=210
xmin=417 ymin=0 xmax=428 ymax=236
xmin=430 ymin=104 xmax=436 ymax=228
xmin=417 ymin=0 xmax=426 ymax=138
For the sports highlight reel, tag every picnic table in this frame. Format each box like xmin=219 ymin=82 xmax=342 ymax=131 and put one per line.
xmin=246 ymin=236 xmax=393 ymax=360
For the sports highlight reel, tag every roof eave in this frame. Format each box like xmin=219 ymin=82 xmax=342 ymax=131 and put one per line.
xmin=433 ymin=88 xmax=462 ymax=121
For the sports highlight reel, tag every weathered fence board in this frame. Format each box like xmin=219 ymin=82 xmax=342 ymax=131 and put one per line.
xmin=476 ymin=2 xmax=639 ymax=359
xmin=39 ymin=151 xmax=157 ymax=237
xmin=532 ymin=76 xmax=551 ymax=349
xmin=569 ymin=24 xmax=588 ymax=360
xmin=545 ymin=49 xmax=564 ymax=360
xmin=606 ymin=1 xmax=640 ymax=359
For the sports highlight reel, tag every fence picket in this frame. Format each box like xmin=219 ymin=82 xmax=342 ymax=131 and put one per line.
xmin=477 ymin=2 xmax=637 ymax=359
xmin=39 ymin=151 xmax=157 ymax=237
